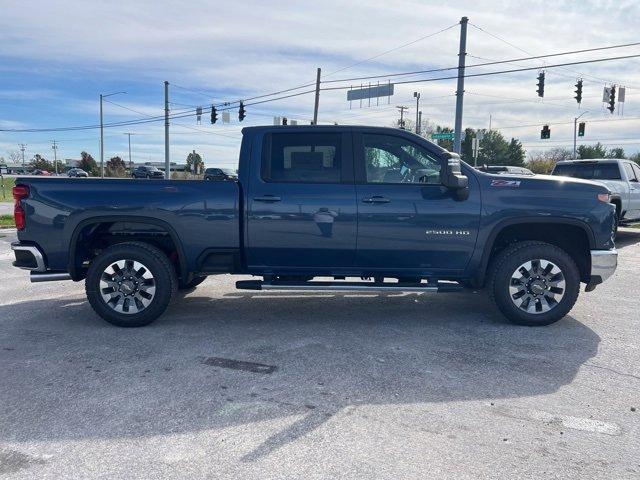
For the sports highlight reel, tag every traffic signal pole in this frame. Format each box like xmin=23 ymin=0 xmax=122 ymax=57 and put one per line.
xmin=164 ymin=81 xmax=170 ymax=179
xmin=573 ymin=111 xmax=588 ymax=159
xmin=453 ymin=17 xmax=468 ymax=154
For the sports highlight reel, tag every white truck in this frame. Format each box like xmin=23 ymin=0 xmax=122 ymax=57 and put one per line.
xmin=552 ymin=159 xmax=640 ymax=230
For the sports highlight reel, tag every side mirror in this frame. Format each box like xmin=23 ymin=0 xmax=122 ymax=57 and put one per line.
xmin=441 ymin=153 xmax=469 ymax=190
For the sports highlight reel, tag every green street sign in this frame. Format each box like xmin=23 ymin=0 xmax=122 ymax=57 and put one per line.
xmin=431 ymin=132 xmax=455 ymax=140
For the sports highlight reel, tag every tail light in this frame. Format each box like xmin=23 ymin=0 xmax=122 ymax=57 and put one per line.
xmin=12 ymin=185 xmax=29 ymax=230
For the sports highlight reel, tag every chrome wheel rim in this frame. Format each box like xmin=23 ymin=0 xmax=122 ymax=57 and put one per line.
xmin=509 ymin=259 xmax=565 ymax=314
xmin=99 ymin=259 xmax=156 ymax=314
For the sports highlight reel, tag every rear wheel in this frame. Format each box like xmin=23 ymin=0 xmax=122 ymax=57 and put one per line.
xmin=85 ymin=242 xmax=177 ymax=327
xmin=489 ymin=241 xmax=580 ymax=326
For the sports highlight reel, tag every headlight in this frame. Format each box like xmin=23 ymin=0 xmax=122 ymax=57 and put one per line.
xmin=597 ymin=193 xmax=611 ymax=203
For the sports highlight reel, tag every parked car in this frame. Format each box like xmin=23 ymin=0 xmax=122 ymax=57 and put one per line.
xmin=477 ymin=165 xmax=534 ymax=175
xmin=11 ymin=126 xmax=617 ymax=328
xmin=204 ymin=167 xmax=237 ymax=181
xmin=552 ymin=159 xmax=640 ymax=229
xmin=132 ymin=165 xmax=165 ymax=179
xmin=67 ymin=168 xmax=89 ymax=178
xmin=32 ymin=169 xmax=51 ymax=176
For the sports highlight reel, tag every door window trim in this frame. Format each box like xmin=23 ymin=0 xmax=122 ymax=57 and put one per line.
xmin=260 ymin=131 xmax=354 ymax=184
xmin=352 ymin=132 xmax=445 ymax=186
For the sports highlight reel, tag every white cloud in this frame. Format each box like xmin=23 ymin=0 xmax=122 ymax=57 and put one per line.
xmin=1 ymin=0 xmax=640 ymax=160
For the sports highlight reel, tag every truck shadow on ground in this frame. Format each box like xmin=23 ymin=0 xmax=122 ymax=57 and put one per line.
xmin=0 ymin=290 xmax=600 ymax=461
xmin=615 ymin=228 xmax=640 ymax=249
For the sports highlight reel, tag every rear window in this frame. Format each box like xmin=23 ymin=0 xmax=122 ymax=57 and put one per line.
xmin=263 ymin=132 xmax=342 ymax=183
xmin=552 ymin=163 xmax=621 ymax=180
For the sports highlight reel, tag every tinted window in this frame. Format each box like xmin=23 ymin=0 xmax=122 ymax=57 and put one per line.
xmin=623 ymin=163 xmax=637 ymax=181
xmin=553 ymin=163 xmax=622 ymax=180
xmin=632 ymin=164 xmax=640 ymax=181
xmin=362 ymin=134 xmax=441 ymax=184
xmin=263 ymin=133 xmax=342 ymax=183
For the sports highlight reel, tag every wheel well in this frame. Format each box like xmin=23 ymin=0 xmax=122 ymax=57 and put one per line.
xmin=70 ymin=221 xmax=185 ymax=280
xmin=611 ymin=198 xmax=622 ymax=217
xmin=487 ymin=223 xmax=591 ymax=283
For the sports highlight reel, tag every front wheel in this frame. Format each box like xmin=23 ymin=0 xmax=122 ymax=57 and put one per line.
xmin=85 ymin=242 xmax=177 ymax=327
xmin=489 ymin=241 xmax=580 ymax=326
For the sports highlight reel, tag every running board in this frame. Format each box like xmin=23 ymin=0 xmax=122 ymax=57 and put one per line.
xmin=235 ymin=280 xmax=462 ymax=293
xmin=30 ymin=271 xmax=72 ymax=283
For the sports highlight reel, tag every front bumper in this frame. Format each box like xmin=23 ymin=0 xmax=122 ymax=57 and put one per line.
xmin=586 ymin=248 xmax=617 ymax=290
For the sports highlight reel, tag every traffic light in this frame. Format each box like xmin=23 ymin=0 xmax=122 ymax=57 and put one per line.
xmin=574 ymin=79 xmax=583 ymax=104
xmin=238 ymin=101 xmax=246 ymax=122
xmin=536 ymin=71 xmax=545 ymax=98
xmin=210 ymin=105 xmax=218 ymax=124
xmin=540 ymin=125 xmax=551 ymax=139
xmin=578 ymin=122 xmax=585 ymax=137
xmin=608 ymin=86 xmax=616 ymax=113
xmin=282 ymin=117 xmax=288 ymax=125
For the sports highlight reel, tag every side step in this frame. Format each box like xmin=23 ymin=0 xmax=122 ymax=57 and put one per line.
xmin=235 ymin=279 xmax=463 ymax=293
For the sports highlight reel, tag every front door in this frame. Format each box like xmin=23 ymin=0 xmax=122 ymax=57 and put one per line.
xmin=354 ymin=132 xmax=481 ymax=274
xmin=246 ymin=130 xmax=357 ymax=271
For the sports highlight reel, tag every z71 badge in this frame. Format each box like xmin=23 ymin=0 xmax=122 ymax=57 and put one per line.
xmin=491 ymin=179 xmax=521 ymax=187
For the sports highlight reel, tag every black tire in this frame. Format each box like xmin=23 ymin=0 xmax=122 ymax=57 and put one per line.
xmin=178 ymin=275 xmax=207 ymax=290
xmin=612 ymin=208 xmax=619 ymax=240
xmin=85 ymin=242 xmax=177 ymax=327
xmin=489 ymin=241 xmax=580 ymax=326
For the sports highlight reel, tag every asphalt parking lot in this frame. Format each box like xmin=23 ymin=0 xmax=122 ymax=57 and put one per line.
xmin=0 ymin=229 xmax=639 ymax=479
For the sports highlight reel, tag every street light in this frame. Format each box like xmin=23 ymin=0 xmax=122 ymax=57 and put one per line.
xmin=573 ymin=111 xmax=588 ymax=160
xmin=413 ymin=92 xmax=421 ymax=134
xmin=100 ymin=91 xmax=127 ymax=178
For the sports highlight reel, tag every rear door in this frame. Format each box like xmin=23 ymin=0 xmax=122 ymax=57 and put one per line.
xmin=624 ymin=162 xmax=640 ymax=218
xmin=246 ymin=130 xmax=357 ymax=271
xmin=353 ymin=131 xmax=481 ymax=273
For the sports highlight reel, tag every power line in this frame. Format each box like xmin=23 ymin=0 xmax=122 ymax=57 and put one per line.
xmin=322 ymin=42 xmax=640 ymax=84
xmin=468 ymin=22 xmax=640 ymax=89
xmin=324 ymin=23 xmax=459 ymax=77
xmin=319 ymin=53 xmax=640 ymax=92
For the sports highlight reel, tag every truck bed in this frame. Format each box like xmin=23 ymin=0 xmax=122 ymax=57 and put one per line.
xmin=15 ymin=177 xmax=240 ymax=274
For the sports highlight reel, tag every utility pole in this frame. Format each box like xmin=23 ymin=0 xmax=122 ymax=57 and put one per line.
xmin=313 ymin=67 xmax=321 ymax=125
xmin=413 ymin=92 xmax=421 ymax=134
xmin=164 ymin=81 xmax=170 ymax=179
xmin=100 ymin=91 xmax=126 ymax=178
xmin=124 ymin=133 xmax=134 ymax=171
xmin=573 ymin=111 xmax=588 ymax=159
xmin=418 ymin=111 xmax=423 ymax=136
xmin=19 ymin=143 xmax=27 ymax=171
xmin=51 ymin=140 xmax=58 ymax=175
xmin=453 ymin=16 xmax=468 ymax=154
xmin=396 ymin=105 xmax=408 ymax=129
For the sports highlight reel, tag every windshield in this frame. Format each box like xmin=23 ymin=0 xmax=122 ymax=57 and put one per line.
xmin=222 ymin=168 xmax=236 ymax=175
xmin=553 ymin=163 xmax=621 ymax=180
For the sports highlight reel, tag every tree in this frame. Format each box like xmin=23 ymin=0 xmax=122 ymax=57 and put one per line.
xmin=8 ymin=150 xmax=21 ymax=164
xmin=186 ymin=151 xmax=203 ymax=174
xmin=460 ymin=128 xmax=476 ymax=164
xmin=526 ymin=148 xmax=573 ymax=174
xmin=106 ymin=156 xmax=126 ymax=177
xmin=629 ymin=152 xmax=640 ymax=166
xmin=79 ymin=151 xmax=98 ymax=176
xmin=30 ymin=154 xmax=53 ymax=172
xmin=477 ymin=130 xmax=510 ymax=166
xmin=577 ymin=142 xmax=607 ymax=159
xmin=506 ymin=138 xmax=525 ymax=166
xmin=606 ymin=147 xmax=625 ymax=159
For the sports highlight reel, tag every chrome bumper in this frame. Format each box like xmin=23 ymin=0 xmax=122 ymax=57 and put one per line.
xmin=11 ymin=242 xmax=46 ymax=272
xmin=590 ymin=249 xmax=618 ymax=285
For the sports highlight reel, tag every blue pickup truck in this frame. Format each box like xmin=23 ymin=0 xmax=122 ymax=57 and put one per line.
xmin=11 ymin=126 xmax=617 ymax=327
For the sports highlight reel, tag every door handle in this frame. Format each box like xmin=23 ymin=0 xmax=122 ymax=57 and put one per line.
xmin=253 ymin=195 xmax=281 ymax=202
xmin=362 ymin=196 xmax=390 ymax=204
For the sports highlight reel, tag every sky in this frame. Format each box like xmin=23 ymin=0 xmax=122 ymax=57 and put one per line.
xmin=1 ymin=0 xmax=639 ymax=168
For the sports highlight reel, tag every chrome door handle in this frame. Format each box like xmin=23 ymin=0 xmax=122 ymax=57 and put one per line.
xmin=362 ymin=196 xmax=390 ymax=203
xmin=253 ymin=195 xmax=281 ymax=202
